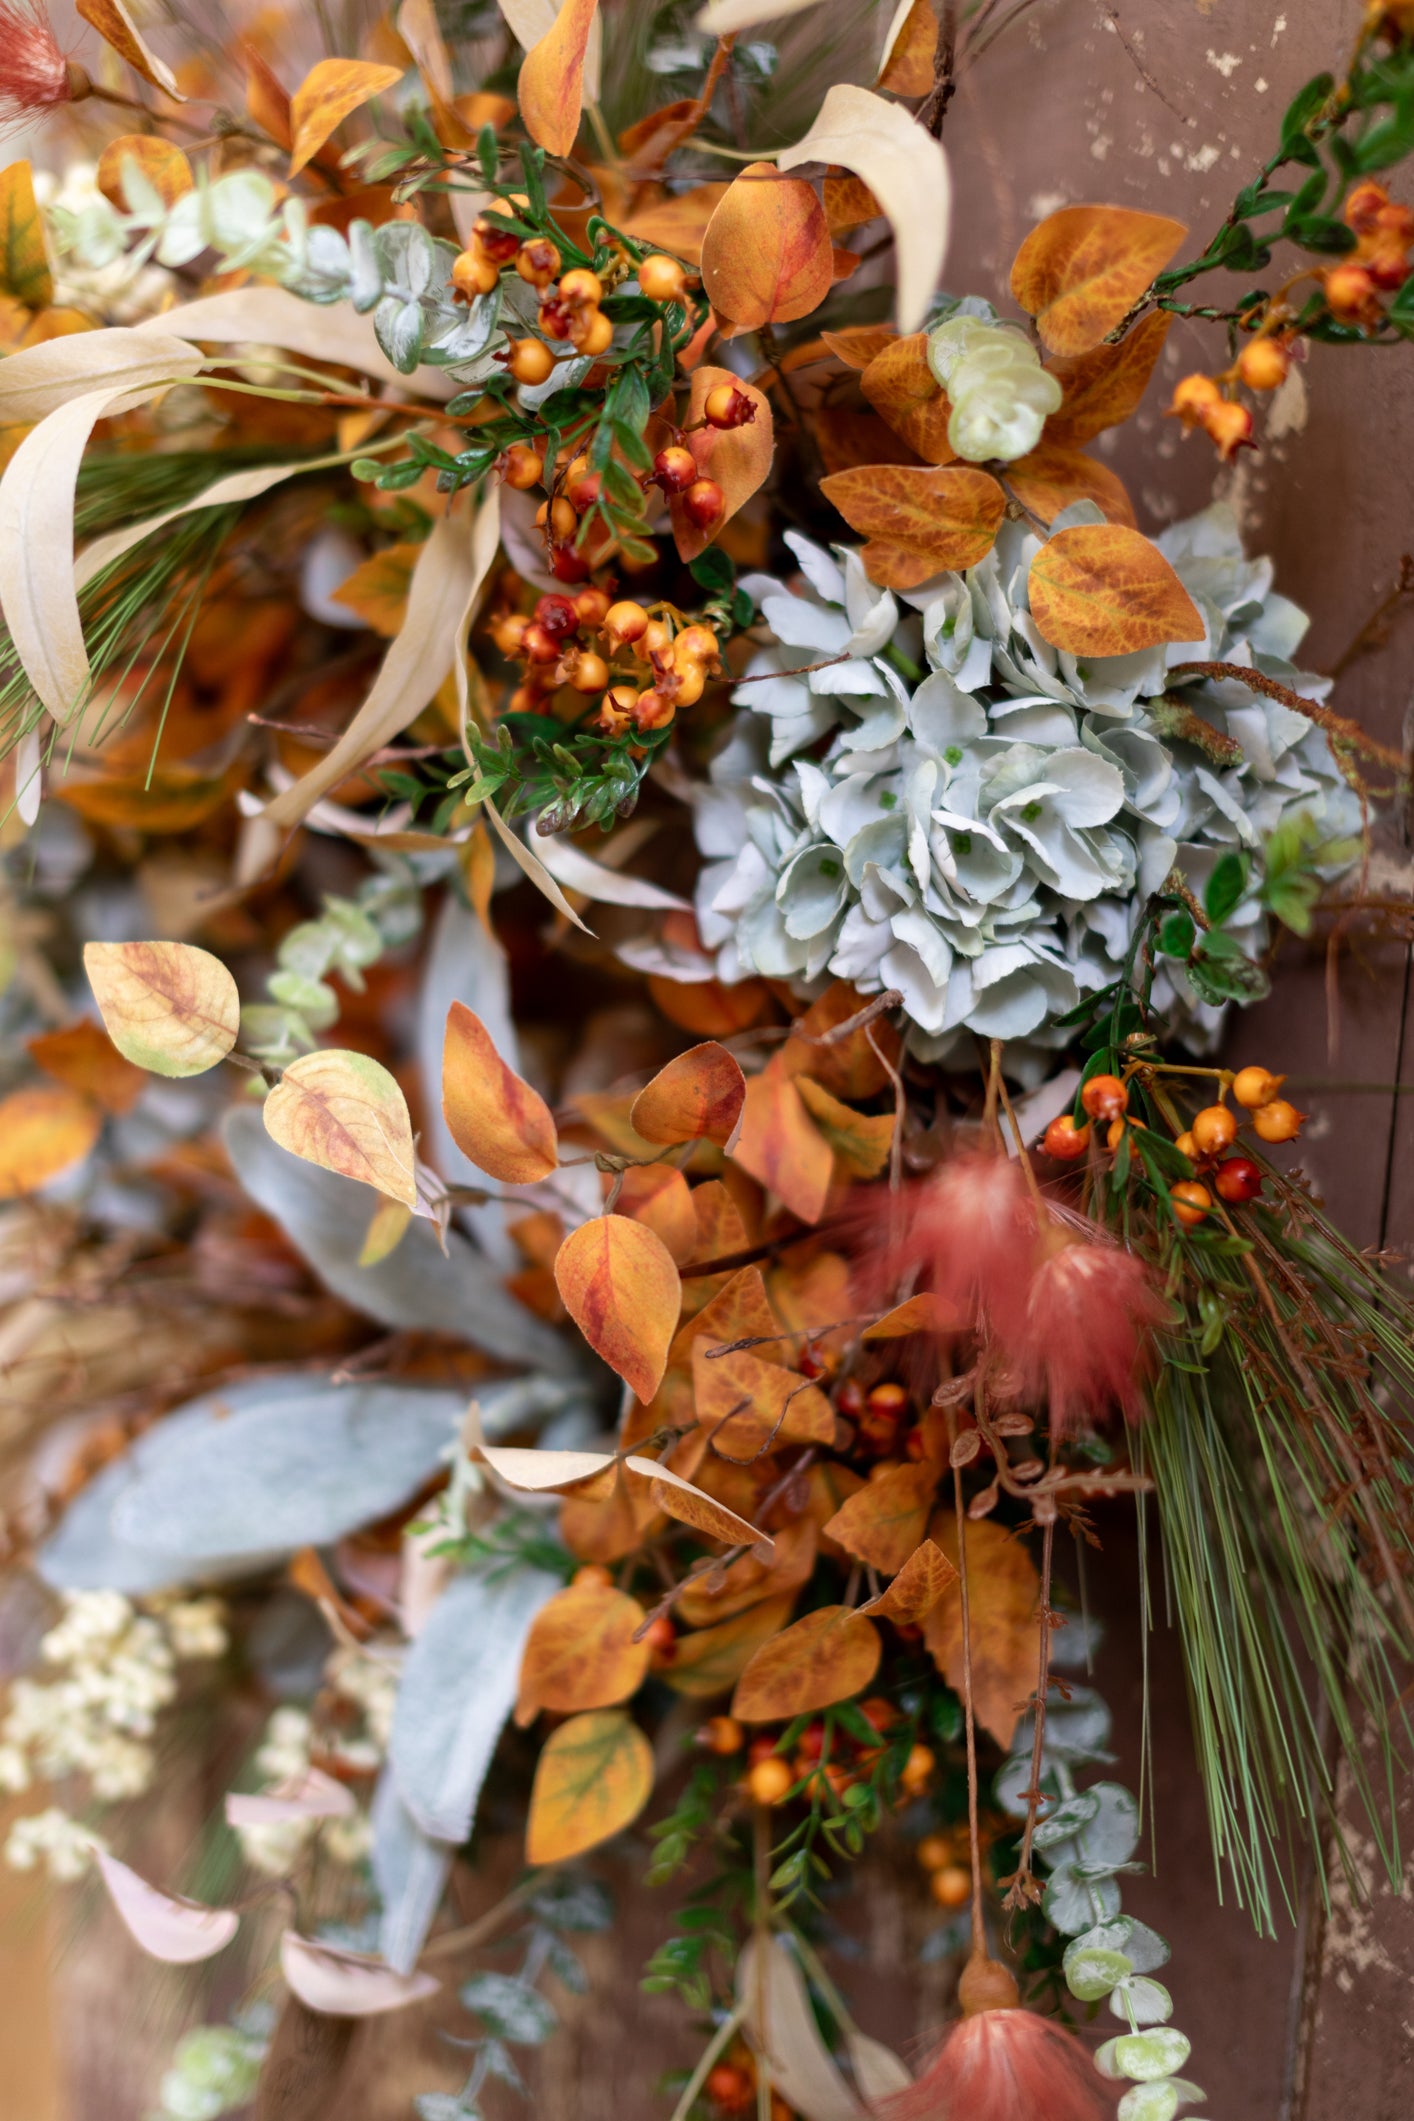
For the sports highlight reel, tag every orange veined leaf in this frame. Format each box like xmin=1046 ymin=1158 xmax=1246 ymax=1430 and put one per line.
xmin=665 ymin=1593 xmax=799 ymax=1698
xmin=0 ymin=161 xmax=53 ymax=309
xmin=629 ymin=1040 xmax=746 ymax=1148
xmin=793 ymin=1075 xmax=894 ymax=1179
xmin=822 ymin=171 xmax=882 ymax=235
xmin=669 ymin=1262 xmax=781 ymax=1368
xmin=690 ymin=1340 xmax=837 ymax=1456
xmin=925 ymin=1513 xmax=1040 ymax=1749
xmin=554 ymin=1214 xmax=682 ymax=1401
xmin=731 ymin=1605 xmax=881 ymax=1722
xmin=515 ymin=1575 xmax=650 ymax=1724
xmin=678 ymin=1517 xmax=819 ymax=1627
xmin=729 ymin=1063 xmax=835 ymax=1226
xmin=262 ymin=1049 xmax=418 ymax=1209
xmin=1010 ymin=204 xmax=1187 ymax=356
xmin=669 ymin=364 xmax=774 ymax=563
xmin=777 ymin=979 xmax=900 ymax=1100
xmin=857 ymin=1537 xmax=957 ymax=1622
xmin=517 ymin=0 xmax=600 ymax=160
xmin=524 ymin=1708 xmax=653 ymax=1864
xmin=84 ymin=940 xmax=240 ymax=1079
xmin=821 ymin=463 xmax=1005 ymax=585
xmin=77 ymin=0 xmax=184 ymax=100
xmin=1027 ymin=524 xmax=1203 ymax=657
xmin=243 ymin=39 xmax=293 ymax=150
xmin=860 ymin=332 xmax=955 ymax=465
xmin=1004 ymin=444 xmax=1136 ymax=528
xmin=329 ymin=540 xmax=419 ymax=636
xmin=288 ymin=59 xmax=405 ymax=178
xmin=823 ymin=1461 xmax=939 ymax=1575
xmin=862 ymin=1292 xmax=948 ymax=1340
xmin=442 ymin=1002 xmax=559 ymax=1184
xmin=612 ymin=1163 xmax=696 ymax=1263
xmin=700 ymin=163 xmax=834 ymax=330
xmin=95 ymin=136 xmax=193 ymax=213
xmin=628 ymin=1456 xmax=772 ymax=1550
xmin=26 ymin=1017 xmax=145 ymax=1115
xmin=0 ymin=1084 xmax=102 ymax=1197
xmin=821 ymin=324 xmax=897 ymax=371
xmin=1042 ymin=310 xmax=1172 ymax=446
xmin=877 ymin=0 xmax=939 ymax=95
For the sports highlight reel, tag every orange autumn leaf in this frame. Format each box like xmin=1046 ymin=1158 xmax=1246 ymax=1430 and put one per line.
xmin=633 ymin=1457 xmax=768 ymax=1548
xmin=877 ymin=0 xmax=939 ymax=94
xmin=442 ymin=1002 xmax=559 ymax=1184
xmin=95 ymin=136 xmax=192 ymax=212
xmin=1028 ymin=524 xmax=1203 ymax=657
xmin=666 ymin=1593 xmax=798 ymax=1698
xmin=649 ymin=971 xmax=770 ymax=1039
xmin=731 ymin=1605 xmax=881 ymax=1722
xmin=515 ymin=1575 xmax=650 ymax=1724
xmin=671 ymin=1261 xmax=779 ymax=1367
xmin=821 ymin=464 xmax=1005 ymax=581
xmin=330 ymin=541 xmax=418 ymax=636
xmin=678 ymin=1517 xmax=818 ymax=1627
xmin=26 ymin=1018 xmax=145 ymax=1116
xmin=793 ymin=1076 xmax=894 ymax=1180
xmin=0 ymin=161 xmax=52 ymax=310
xmin=621 ymin=184 xmax=729 ymax=266
xmin=243 ymin=40 xmax=293 ymax=149
xmin=861 ymin=333 xmax=955 ymax=465
xmin=821 ymin=324 xmax=897 ymax=371
xmin=524 ymin=1708 xmax=652 ymax=1864
xmin=670 ymin=363 xmax=775 ymax=562
xmin=823 ymin=1462 xmax=939 ymax=1575
xmin=925 ymin=1514 xmax=1040 ymax=1749
xmin=630 ymin=1041 xmax=745 ymax=1148
xmin=691 ymin=1340 xmax=836 ymax=1456
xmin=823 ymin=171 xmax=882 ymax=234
xmin=288 ymin=59 xmax=404 ymax=178
xmin=77 ymin=0 xmax=183 ymax=99
xmin=518 ymin=0 xmax=599 ymax=160
xmin=1004 ymin=444 xmax=1135 ymax=528
xmin=555 ymin=1214 xmax=681 ymax=1402
xmin=700 ymin=163 xmax=834 ymax=329
xmin=1010 ymin=204 xmax=1187 ymax=356
xmin=613 ymin=1163 xmax=696 ymax=1263
xmin=730 ymin=1064 xmax=834 ymax=1227
xmin=778 ymin=981 xmax=899 ymax=1100
xmin=0 ymin=1084 xmax=102 ymax=1197
xmin=1042 ymin=311 xmax=1172 ymax=446
xmin=858 ymin=1538 xmax=957 ymax=1623
xmin=862 ymin=1292 xmax=947 ymax=1340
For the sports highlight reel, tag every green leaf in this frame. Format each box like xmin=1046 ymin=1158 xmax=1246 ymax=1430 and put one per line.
xmin=1280 ymin=72 xmax=1335 ymax=154
xmin=477 ymin=125 xmax=499 ymax=183
xmin=1284 ymin=215 xmax=1358 ymax=254
xmin=690 ymin=546 xmax=735 ymax=594
xmin=1156 ymin=910 xmax=1195 ymax=959
xmin=1204 ymin=850 xmax=1248 ymax=924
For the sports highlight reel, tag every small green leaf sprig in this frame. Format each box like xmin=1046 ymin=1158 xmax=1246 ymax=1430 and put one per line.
xmin=241 ymin=868 xmax=421 ymax=1071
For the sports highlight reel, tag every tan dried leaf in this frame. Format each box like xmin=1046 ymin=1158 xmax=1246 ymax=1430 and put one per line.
xmin=263 ymin=1050 xmax=418 ymax=1208
xmin=84 ymin=940 xmax=239 ymax=1078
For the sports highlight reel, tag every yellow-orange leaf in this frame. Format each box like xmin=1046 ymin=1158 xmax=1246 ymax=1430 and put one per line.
xmin=821 ymin=464 xmax=1005 ymax=580
xmin=614 ymin=1163 xmax=696 ymax=1263
xmin=823 ymin=1462 xmax=938 ymax=1575
xmin=1028 ymin=524 xmax=1203 ymax=657
xmin=84 ymin=941 xmax=239 ymax=1079
xmin=633 ymin=1457 xmax=769 ymax=1549
xmin=95 ymin=136 xmax=193 ymax=212
xmin=244 ymin=41 xmax=293 ymax=150
xmin=1010 ymin=205 xmax=1187 ymax=356
xmin=1043 ymin=311 xmax=1172 ymax=446
xmin=666 ymin=1594 xmax=798 ymax=1698
xmin=442 ymin=1002 xmax=559 ymax=1183
xmin=1004 ymin=444 xmax=1135 ymax=529
xmin=730 ymin=1064 xmax=834 ymax=1226
xmin=263 ymin=1049 xmax=417 ymax=1208
xmin=821 ymin=325 xmax=896 ymax=371
xmin=27 ymin=1018 xmax=145 ymax=1115
xmin=359 ymin=1196 xmax=411 ymax=1266
xmin=288 ymin=59 xmax=404 ymax=178
xmin=862 ymin=1293 xmax=946 ymax=1340
xmin=858 ymin=1537 xmax=957 ymax=1622
xmin=860 ymin=332 xmax=954 ymax=465
xmin=670 ymin=364 xmax=774 ymax=563
xmin=700 ymin=163 xmax=834 ymax=329
xmin=678 ymin=1518 xmax=818 ymax=1628
xmin=732 ymin=1606 xmax=881 ymax=1722
xmin=0 ymin=1085 xmax=101 ymax=1197
xmin=778 ymin=980 xmax=900 ymax=1101
xmin=877 ymin=0 xmax=939 ymax=94
xmin=630 ymin=1041 xmax=745 ymax=1148
xmin=691 ymin=1341 xmax=836 ymax=1456
xmin=925 ymin=1515 xmax=1040 ymax=1749
xmin=518 ymin=0 xmax=599 ymax=160
xmin=515 ymin=1576 xmax=650 ymax=1724
xmin=78 ymin=0 xmax=183 ymax=99
xmin=621 ymin=184 xmax=728 ymax=266
xmin=330 ymin=541 xmax=418 ymax=636
xmin=671 ymin=1263 xmax=778 ymax=1365
xmin=554 ymin=1214 xmax=681 ymax=1402
xmin=0 ymin=162 xmax=52 ymax=309
xmin=823 ymin=171 xmax=882 ymax=234
xmin=793 ymin=1075 xmax=894 ymax=1179
xmin=525 ymin=1709 xmax=652 ymax=1864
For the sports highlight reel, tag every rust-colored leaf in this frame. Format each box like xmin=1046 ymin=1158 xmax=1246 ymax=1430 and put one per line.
xmin=667 ymin=1594 xmax=798 ymax=1698
xmin=442 ymin=1001 xmax=559 ymax=1184
xmin=614 ymin=1163 xmax=696 ymax=1263
xmin=671 ymin=1259 xmax=778 ymax=1363
xmin=0 ymin=1084 xmax=101 ymax=1197
xmin=95 ymin=136 xmax=193 ymax=212
xmin=678 ymin=1517 xmax=818 ymax=1627
xmin=925 ymin=1514 xmax=1040 ymax=1749
xmin=525 ymin=1709 xmax=653 ymax=1864
xmin=700 ymin=162 xmax=834 ymax=329
xmin=862 ymin=1293 xmax=946 ymax=1340
xmin=692 ymin=1341 xmax=836 ymax=1457
xmin=330 ymin=540 xmax=418 ymax=636
xmin=1010 ymin=205 xmax=1187 ymax=356
xmin=515 ymin=1575 xmax=650 ymax=1724
xmin=1028 ymin=524 xmax=1203 ymax=657
xmin=288 ymin=59 xmax=404 ymax=178
xmin=518 ymin=0 xmax=599 ymax=160
xmin=77 ymin=0 xmax=183 ymax=99
xmin=860 ymin=332 xmax=954 ymax=465
xmin=729 ymin=1062 xmax=834 ymax=1226
xmin=243 ymin=39 xmax=293 ymax=149
xmin=554 ymin=1214 xmax=681 ymax=1402
xmin=778 ymin=981 xmax=900 ymax=1100
xmin=630 ymin=1041 xmax=745 ymax=1148
xmin=669 ymin=364 xmax=774 ymax=563
xmin=1005 ymin=444 xmax=1135 ymax=528
xmin=823 ymin=1462 xmax=939 ymax=1575
xmin=858 ymin=1537 xmax=957 ymax=1622
xmin=821 ymin=324 xmax=897 ymax=371
xmin=793 ymin=1075 xmax=894 ymax=1179
xmin=621 ymin=183 xmax=728 ymax=266
xmin=877 ymin=0 xmax=939 ymax=94
xmin=0 ymin=161 xmax=52 ymax=309
xmin=263 ymin=1050 xmax=418 ymax=1208
xmin=27 ymin=1018 xmax=145 ymax=1115
xmin=823 ymin=171 xmax=882 ymax=233
xmin=1043 ymin=311 xmax=1172 ymax=445
xmin=821 ymin=463 xmax=1005 ymax=578
xmin=731 ymin=1605 xmax=881 ymax=1722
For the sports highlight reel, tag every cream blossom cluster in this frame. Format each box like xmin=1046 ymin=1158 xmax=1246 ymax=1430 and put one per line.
xmin=926 ymin=308 xmax=1064 ymax=463
xmin=232 ymin=1650 xmax=395 ymax=1876
xmin=691 ymin=505 xmax=1360 ymax=1060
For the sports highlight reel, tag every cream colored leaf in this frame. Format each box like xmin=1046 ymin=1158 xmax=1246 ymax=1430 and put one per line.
xmin=625 ymin=1456 xmax=771 ymax=1552
xmin=263 ymin=1049 xmax=418 ymax=1208
xmin=77 ymin=0 xmax=184 ymax=100
xmin=0 ymin=328 xmax=201 ymax=426
xmin=532 ymin=830 xmax=689 ymax=911
xmin=482 ymin=796 xmax=594 ymax=935
xmin=778 ymin=84 xmax=950 ymax=334
xmin=697 ymin=0 xmax=825 ymax=29
xmin=846 ymin=2031 xmax=912 ymax=2101
xmin=76 ymin=461 xmax=325 ymax=595
xmin=280 ymin=1932 xmax=439 ymax=2017
xmin=479 ymin=1444 xmax=615 ymax=1490
xmin=96 ymin=1851 xmax=237 ymax=1964
xmin=736 ymin=1936 xmax=867 ymax=2121
xmin=84 ymin=940 xmax=240 ymax=1078
xmin=135 ymin=288 xmax=457 ymax=400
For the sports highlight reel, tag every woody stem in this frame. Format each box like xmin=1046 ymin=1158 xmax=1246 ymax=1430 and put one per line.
xmin=949 ymin=1400 xmax=987 ymax=1961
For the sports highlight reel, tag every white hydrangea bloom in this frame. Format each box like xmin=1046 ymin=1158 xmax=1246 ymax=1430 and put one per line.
xmin=5 ymin=1807 xmax=103 ymax=1881
xmin=693 ymin=506 xmax=1360 ymax=1059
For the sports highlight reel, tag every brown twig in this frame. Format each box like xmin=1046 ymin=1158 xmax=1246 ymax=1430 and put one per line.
xmin=1004 ymin=1518 xmax=1055 ymax=1910
xmin=919 ymin=2 xmax=960 ymax=137
xmin=948 ymin=1398 xmax=988 ymax=1962
xmin=1167 ymin=661 xmax=1405 ymax=774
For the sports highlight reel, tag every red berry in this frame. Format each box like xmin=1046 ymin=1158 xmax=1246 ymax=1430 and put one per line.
xmin=550 ymin=545 xmax=590 ymax=583
xmin=1214 ymin=1155 xmax=1263 ymax=1205
xmin=534 ymin=593 xmax=579 ymax=639
xmin=653 ymin=444 xmax=697 ymax=493
xmin=521 ymin=621 xmax=560 ymax=664
xmin=1081 ymin=1073 xmax=1128 ymax=1122
xmin=703 ymin=381 xmax=756 ymax=429
xmin=1042 ymin=1113 xmax=1091 ymax=1161
xmin=682 ymin=477 xmax=724 ymax=529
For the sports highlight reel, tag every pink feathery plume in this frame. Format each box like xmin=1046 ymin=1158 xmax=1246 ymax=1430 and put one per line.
xmin=856 ymin=1152 xmax=1038 ymax=1334
xmin=0 ymin=2 xmax=74 ymax=130
xmin=1004 ymin=1235 xmax=1167 ymax=1439
xmin=885 ymin=2010 xmax=1120 ymax=2121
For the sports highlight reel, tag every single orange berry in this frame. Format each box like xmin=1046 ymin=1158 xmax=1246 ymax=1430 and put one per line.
xmin=1191 ymin=1104 xmax=1238 ymax=1154
xmin=867 ymin=1383 xmax=908 ymax=1418
xmin=671 ymin=662 xmax=707 ymax=709
xmin=672 ymin=623 xmax=721 ymax=670
xmin=520 ymin=621 xmax=561 ymax=666
xmin=704 ymin=380 xmax=757 ymax=430
xmin=1106 ymin=1117 xmax=1130 ymax=1152
xmin=573 ymin=1564 xmax=612 ymax=1588
xmin=596 ymin=683 xmax=640 ymax=733
xmin=1231 ymin=1065 xmax=1285 ymax=1109
xmin=1173 ymin=1130 xmax=1198 ymax=1162
xmin=1081 ymin=1073 xmax=1128 ymax=1122
xmin=451 ymin=248 xmax=499 ymax=300
xmin=563 ymin=456 xmax=602 ymax=512
xmin=1168 ymin=372 xmax=1223 ymax=425
xmin=1237 ymin=337 xmax=1290 ymax=391
xmin=900 ymin=1743 xmax=935 ymax=1791
xmin=638 ymin=253 xmax=688 ymax=304
xmin=931 ymin=1864 xmax=973 ymax=1909
xmin=602 ymin=599 xmax=648 ymax=648
xmin=573 ymin=586 xmax=611 ymax=628
xmin=576 ymin=309 xmax=615 ymax=357
xmin=653 ymin=444 xmax=698 ymax=493
xmin=747 ymin=1756 xmax=794 ymax=1806
xmin=916 ymin=1832 xmax=951 ymax=1872
xmin=1214 ymin=1155 xmax=1263 ymax=1205
xmin=535 ymin=496 xmax=578 ymax=542
xmin=1170 ymin=1181 xmax=1213 ymax=1229
xmin=697 ymin=1715 xmax=745 ymax=1755
xmin=471 ymin=214 xmax=520 ymax=264
xmin=490 ymin=611 xmax=530 ymax=657
xmin=568 ymin=649 xmax=610 ymax=694
xmin=1251 ymin=1098 xmax=1306 ymax=1144
xmin=683 ymin=477 xmax=725 ymax=530
xmin=1203 ymin=399 xmax=1255 ymax=461
xmin=558 ymin=266 xmax=603 ymax=308
xmin=538 ymin=293 xmax=574 ymax=340
xmin=502 ymin=442 xmax=545 ymax=491
xmin=1324 ymin=261 xmax=1379 ymax=321
xmin=1345 ymin=178 xmax=1391 ymax=234
xmin=508 ymin=337 xmax=555 ymax=386
xmin=1042 ymin=1113 xmax=1090 ymax=1161
xmin=705 ymin=2061 xmax=754 ymax=2114
xmin=639 ymin=617 xmax=674 ymax=661
xmin=515 ymin=236 xmax=560 ymax=287
xmin=633 ymin=686 xmax=677 ymax=733
xmin=643 ymin=1614 xmax=677 ymax=1662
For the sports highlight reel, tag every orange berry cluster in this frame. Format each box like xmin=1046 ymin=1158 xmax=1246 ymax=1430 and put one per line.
xmin=1166 ymin=370 xmax=1260 ymax=462
xmin=1323 ymin=178 xmax=1414 ymax=324
xmin=704 ymin=2052 xmax=796 ymax=2119
xmin=915 ymin=1829 xmax=974 ymax=1910
xmin=712 ymin=1703 xmax=932 ymax=1810
xmin=488 ymin=588 xmax=722 ymax=737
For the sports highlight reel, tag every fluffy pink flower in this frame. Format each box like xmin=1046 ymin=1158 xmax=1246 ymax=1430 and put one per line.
xmin=886 ymin=2010 xmax=1119 ymax=2121
xmin=1005 ymin=1236 xmax=1167 ymax=1438
xmin=0 ymin=2 xmax=72 ymax=129
xmin=857 ymin=1152 xmax=1038 ymax=1333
